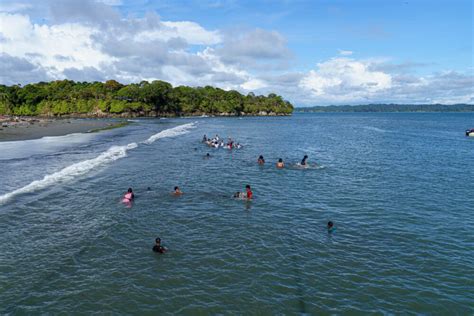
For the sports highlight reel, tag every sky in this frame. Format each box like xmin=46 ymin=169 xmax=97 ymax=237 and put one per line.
xmin=0 ymin=0 xmax=472 ymax=106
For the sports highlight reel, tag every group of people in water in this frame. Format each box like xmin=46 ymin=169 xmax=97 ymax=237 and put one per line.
xmin=257 ymin=154 xmax=310 ymax=168
xmin=202 ymin=134 xmax=242 ymax=149
xmin=122 ymin=133 xmax=332 ymax=254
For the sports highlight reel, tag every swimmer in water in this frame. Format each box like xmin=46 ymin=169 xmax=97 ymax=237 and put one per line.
xmin=204 ymin=153 xmax=211 ymax=159
xmin=152 ymin=237 xmax=167 ymax=253
xmin=276 ymin=158 xmax=285 ymax=168
xmin=173 ymin=186 xmax=183 ymax=195
xmin=202 ymin=135 xmax=207 ymax=142
xmin=233 ymin=192 xmax=245 ymax=198
xmin=122 ymin=188 xmax=134 ymax=203
xmin=258 ymin=155 xmax=265 ymax=165
xmin=327 ymin=221 xmax=335 ymax=233
xmin=301 ymin=155 xmax=308 ymax=166
xmin=245 ymin=184 xmax=253 ymax=200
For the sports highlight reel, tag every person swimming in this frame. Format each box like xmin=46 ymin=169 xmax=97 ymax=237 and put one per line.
xmin=301 ymin=155 xmax=308 ymax=166
xmin=122 ymin=188 xmax=134 ymax=203
xmin=276 ymin=158 xmax=285 ymax=168
xmin=173 ymin=186 xmax=183 ymax=195
xmin=152 ymin=237 xmax=167 ymax=253
xmin=233 ymin=185 xmax=252 ymax=200
xmin=202 ymin=135 xmax=207 ymax=142
xmin=258 ymin=155 xmax=265 ymax=165
xmin=233 ymin=192 xmax=245 ymax=198
xmin=327 ymin=221 xmax=335 ymax=233
xmin=204 ymin=153 xmax=211 ymax=159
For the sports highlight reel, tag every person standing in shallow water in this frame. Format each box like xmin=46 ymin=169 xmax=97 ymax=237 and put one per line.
xmin=153 ymin=237 xmax=167 ymax=253
xmin=327 ymin=221 xmax=335 ymax=233
xmin=245 ymin=185 xmax=253 ymax=199
xmin=122 ymin=188 xmax=134 ymax=203
xmin=301 ymin=155 xmax=308 ymax=166
xmin=276 ymin=158 xmax=284 ymax=168
xmin=258 ymin=155 xmax=265 ymax=165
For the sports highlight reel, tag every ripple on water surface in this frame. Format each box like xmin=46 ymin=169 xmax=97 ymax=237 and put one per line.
xmin=1 ymin=114 xmax=473 ymax=314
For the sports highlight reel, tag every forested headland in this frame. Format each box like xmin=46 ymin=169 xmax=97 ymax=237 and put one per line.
xmin=296 ymin=104 xmax=474 ymax=112
xmin=0 ymin=80 xmax=293 ymax=117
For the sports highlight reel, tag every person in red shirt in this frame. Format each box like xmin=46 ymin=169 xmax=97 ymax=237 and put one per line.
xmin=245 ymin=185 xmax=253 ymax=200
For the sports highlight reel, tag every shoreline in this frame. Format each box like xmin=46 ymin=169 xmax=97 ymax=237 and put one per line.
xmin=0 ymin=111 xmax=291 ymax=142
xmin=0 ymin=116 xmax=128 ymax=142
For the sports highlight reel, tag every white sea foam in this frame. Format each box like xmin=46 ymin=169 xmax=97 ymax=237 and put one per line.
xmin=0 ymin=122 xmax=196 ymax=204
xmin=142 ymin=122 xmax=195 ymax=145
xmin=362 ymin=126 xmax=387 ymax=133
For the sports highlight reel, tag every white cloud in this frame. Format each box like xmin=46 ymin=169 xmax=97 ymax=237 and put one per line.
xmin=300 ymin=57 xmax=392 ymax=102
xmin=160 ymin=21 xmax=221 ymax=45
xmin=0 ymin=2 xmax=471 ymax=106
xmin=0 ymin=12 xmax=110 ymax=75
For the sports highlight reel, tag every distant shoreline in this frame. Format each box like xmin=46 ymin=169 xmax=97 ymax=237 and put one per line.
xmin=295 ymin=103 xmax=474 ymax=113
xmin=0 ymin=116 xmax=128 ymax=142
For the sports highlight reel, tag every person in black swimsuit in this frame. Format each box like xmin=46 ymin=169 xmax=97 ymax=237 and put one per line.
xmin=152 ymin=237 xmax=167 ymax=253
xmin=301 ymin=155 xmax=308 ymax=166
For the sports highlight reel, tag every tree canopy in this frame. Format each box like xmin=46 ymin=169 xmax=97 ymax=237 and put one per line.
xmin=0 ymin=80 xmax=293 ymax=116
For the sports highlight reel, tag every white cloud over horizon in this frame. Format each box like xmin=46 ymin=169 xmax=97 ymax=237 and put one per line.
xmin=0 ymin=1 xmax=472 ymax=106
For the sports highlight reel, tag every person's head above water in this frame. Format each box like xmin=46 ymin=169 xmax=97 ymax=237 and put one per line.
xmin=304 ymin=155 xmax=308 ymax=159
xmin=128 ymin=188 xmax=133 ymax=193
xmin=259 ymin=155 xmax=264 ymax=159
xmin=278 ymin=158 xmax=283 ymax=162
xmin=174 ymin=186 xmax=179 ymax=191
xmin=155 ymin=237 xmax=161 ymax=244
xmin=246 ymin=185 xmax=251 ymax=190
xmin=327 ymin=221 xmax=334 ymax=229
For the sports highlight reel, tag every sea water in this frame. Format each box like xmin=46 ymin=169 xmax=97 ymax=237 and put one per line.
xmin=0 ymin=113 xmax=473 ymax=314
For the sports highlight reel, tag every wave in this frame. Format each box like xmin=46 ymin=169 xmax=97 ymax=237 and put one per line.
xmin=362 ymin=126 xmax=387 ymax=133
xmin=0 ymin=122 xmax=196 ymax=204
xmin=0 ymin=133 xmax=96 ymax=161
xmin=142 ymin=122 xmax=195 ymax=145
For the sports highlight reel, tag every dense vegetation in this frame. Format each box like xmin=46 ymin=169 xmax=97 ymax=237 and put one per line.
xmin=296 ymin=104 xmax=474 ymax=112
xmin=0 ymin=80 xmax=293 ymax=116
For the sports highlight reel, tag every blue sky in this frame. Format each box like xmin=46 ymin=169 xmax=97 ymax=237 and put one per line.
xmin=0 ymin=0 xmax=472 ymax=105
xmin=113 ymin=0 xmax=472 ymax=70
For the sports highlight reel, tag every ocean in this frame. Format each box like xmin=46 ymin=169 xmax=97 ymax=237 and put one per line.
xmin=0 ymin=113 xmax=473 ymax=314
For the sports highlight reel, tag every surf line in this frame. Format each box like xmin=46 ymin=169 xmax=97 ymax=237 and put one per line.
xmin=0 ymin=122 xmax=196 ymax=204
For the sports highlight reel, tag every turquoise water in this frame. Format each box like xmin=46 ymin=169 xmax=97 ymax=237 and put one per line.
xmin=0 ymin=113 xmax=473 ymax=314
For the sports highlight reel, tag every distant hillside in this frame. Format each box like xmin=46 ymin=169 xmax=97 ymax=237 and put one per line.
xmin=296 ymin=104 xmax=474 ymax=113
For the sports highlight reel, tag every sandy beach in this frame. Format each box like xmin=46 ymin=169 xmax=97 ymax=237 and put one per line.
xmin=0 ymin=117 xmax=125 ymax=142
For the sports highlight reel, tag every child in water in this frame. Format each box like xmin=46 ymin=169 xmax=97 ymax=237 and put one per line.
xmin=173 ymin=186 xmax=183 ymax=195
xmin=276 ymin=158 xmax=285 ymax=168
xmin=327 ymin=221 xmax=335 ymax=233
xmin=257 ymin=155 xmax=265 ymax=165
xmin=152 ymin=237 xmax=167 ymax=253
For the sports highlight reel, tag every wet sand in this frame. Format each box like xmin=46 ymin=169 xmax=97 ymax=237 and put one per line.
xmin=0 ymin=118 xmax=122 ymax=142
